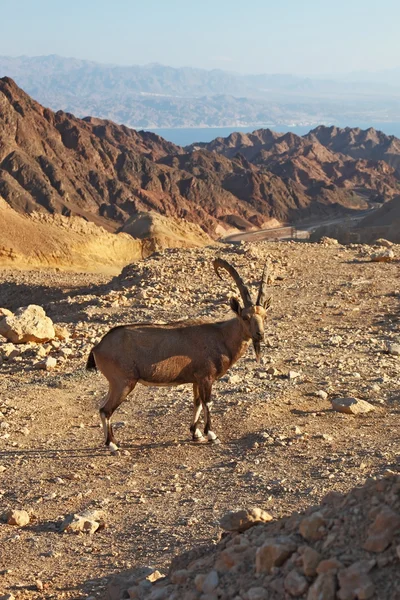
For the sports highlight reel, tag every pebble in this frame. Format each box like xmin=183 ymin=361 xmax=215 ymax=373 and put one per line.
xmin=288 ymin=371 xmax=301 ymax=380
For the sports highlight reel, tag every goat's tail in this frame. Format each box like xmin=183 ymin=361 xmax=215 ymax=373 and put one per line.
xmin=86 ymin=350 xmax=97 ymax=371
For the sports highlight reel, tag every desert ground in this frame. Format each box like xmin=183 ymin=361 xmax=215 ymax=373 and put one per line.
xmin=0 ymin=239 xmax=399 ymax=599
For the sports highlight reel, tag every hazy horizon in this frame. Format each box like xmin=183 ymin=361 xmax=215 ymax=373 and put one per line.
xmin=2 ymin=52 xmax=400 ymax=81
xmin=2 ymin=0 xmax=400 ymax=76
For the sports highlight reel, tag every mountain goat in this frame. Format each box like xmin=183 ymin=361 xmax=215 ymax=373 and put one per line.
xmin=86 ymin=258 xmax=271 ymax=450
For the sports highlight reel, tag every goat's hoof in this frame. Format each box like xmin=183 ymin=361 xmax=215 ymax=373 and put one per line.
xmin=108 ymin=442 xmax=119 ymax=453
xmin=191 ymin=436 xmax=206 ymax=444
xmin=208 ymin=437 xmax=221 ymax=445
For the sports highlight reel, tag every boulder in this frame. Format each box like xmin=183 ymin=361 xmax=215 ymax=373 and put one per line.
xmin=60 ymin=509 xmax=105 ymax=534
xmin=307 ymin=573 xmax=336 ymax=600
xmin=255 ymin=536 xmax=297 ymax=573
xmin=363 ymin=505 xmax=400 ymax=553
xmin=337 ymin=560 xmax=376 ymax=600
xmin=284 ymin=569 xmax=309 ymax=597
xmin=0 ymin=305 xmax=55 ymax=343
xmin=299 ymin=512 xmax=326 ymax=542
xmin=220 ymin=507 xmax=273 ymax=533
xmin=5 ymin=509 xmax=30 ymax=527
xmin=35 ymin=356 xmax=57 ymax=370
xmin=370 ymin=249 xmax=394 ymax=262
xmin=331 ymin=397 xmax=375 ymax=415
xmin=387 ymin=342 xmax=400 ymax=356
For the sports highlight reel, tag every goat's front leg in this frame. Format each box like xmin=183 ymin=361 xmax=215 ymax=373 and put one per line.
xmin=199 ymin=379 xmax=221 ymax=444
xmin=190 ymin=383 xmax=205 ymax=442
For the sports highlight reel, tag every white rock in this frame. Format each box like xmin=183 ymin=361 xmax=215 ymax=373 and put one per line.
xmin=289 ymin=371 xmax=301 ymax=380
xmin=0 ymin=305 xmax=55 ymax=343
xmin=60 ymin=509 xmax=105 ymax=534
xmin=35 ymin=356 xmax=57 ymax=371
xmin=387 ymin=343 xmax=400 ymax=356
xmin=370 ymin=249 xmax=394 ymax=263
xmin=202 ymin=570 xmax=219 ymax=593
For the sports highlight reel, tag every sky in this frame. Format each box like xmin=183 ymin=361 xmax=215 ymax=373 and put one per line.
xmin=1 ymin=0 xmax=399 ymax=75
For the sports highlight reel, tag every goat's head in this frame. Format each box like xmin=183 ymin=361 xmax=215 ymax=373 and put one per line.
xmin=213 ymin=258 xmax=271 ymax=362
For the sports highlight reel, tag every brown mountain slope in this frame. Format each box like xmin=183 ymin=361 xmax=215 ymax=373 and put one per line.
xmin=357 ymin=196 xmax=400 ymax=242
xmin=2 ymin=77 xmax=398 ymax=237
xmin=159 ymin=149 xmax=361 ymax=225
xmin=306 ymin=125 xmax=400 ymax=174
xmin=0 ymin=77 xmax=301 ymax=234
xmin=190 ymin=127 xmax=400 ymax=205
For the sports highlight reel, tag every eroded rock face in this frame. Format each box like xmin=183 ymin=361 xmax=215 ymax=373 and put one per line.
xmin=2 ymin=77 xmax=400 ymax=243
xmin=0 ymin=305 xmax=55 ymax=343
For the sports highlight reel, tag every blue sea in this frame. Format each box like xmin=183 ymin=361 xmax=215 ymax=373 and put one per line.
xmin=145 ymin=122 xmax=400 ymax=146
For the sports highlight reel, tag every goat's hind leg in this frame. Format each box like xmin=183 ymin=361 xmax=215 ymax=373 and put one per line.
xmin=189 ymin=383 xmax=205 ymax=443
xmin=199 ymin=380 xmax=221 ymax=444
xmin=99 ymin=380 xmax=136 ymax=451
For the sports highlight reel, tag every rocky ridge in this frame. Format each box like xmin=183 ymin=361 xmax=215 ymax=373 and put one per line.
xmin=188 ymin=127 xmax=400 ymax=206
xmin=2 ymin=77 xmax=400 ymax=241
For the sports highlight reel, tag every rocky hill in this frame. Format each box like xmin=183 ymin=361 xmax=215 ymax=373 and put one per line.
xmin=189 ymin=127 xmax=400 ymax=205
xmin=306 ymin=125 xmax=400 ymax=174
xmin=1 ymin=77 xmax=400 ymax=241
xmin=0 ymin=196 xmax=144 ymax=272
xmin=0 ymin=198 xmax=212 ymax=272
xmin=357 ymin=196 xmax=400 ymax=243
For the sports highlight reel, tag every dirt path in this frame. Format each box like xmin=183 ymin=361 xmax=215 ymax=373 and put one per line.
xmin=222 ymin=208 xmax=375 ymax=243
xmin=0 ymin=240 xmax=399 ymax=599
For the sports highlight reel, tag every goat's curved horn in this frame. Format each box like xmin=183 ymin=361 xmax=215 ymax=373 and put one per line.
xmin=256 ymin=262 xmax=270 ymax=307
xmin=213 ymin=258 xmax=252 ymax=307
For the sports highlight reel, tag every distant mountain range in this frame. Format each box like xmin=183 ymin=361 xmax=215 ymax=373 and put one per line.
xmin=1 ymin=55 xmax=400 ymax=128
xmin=1 ymin=77 xmax=400 ymax=239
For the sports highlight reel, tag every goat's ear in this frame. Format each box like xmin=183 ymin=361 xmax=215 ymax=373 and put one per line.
xmin=230 ymin=296 xmax=242 ymax=316
xmin=264 ymin=297 xmax=272 ymax=310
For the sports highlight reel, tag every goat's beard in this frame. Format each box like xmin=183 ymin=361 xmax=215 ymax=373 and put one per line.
xmin=253 ymin=339 xmax=262 ymax=363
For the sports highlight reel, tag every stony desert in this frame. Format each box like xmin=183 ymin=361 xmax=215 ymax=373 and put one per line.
xmin=1 ymin=238 xmax=399 ymax=600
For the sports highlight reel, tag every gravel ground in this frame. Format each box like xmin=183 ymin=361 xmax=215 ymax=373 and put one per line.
xmin=0 ymin=240 xmax=399 ymax=599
